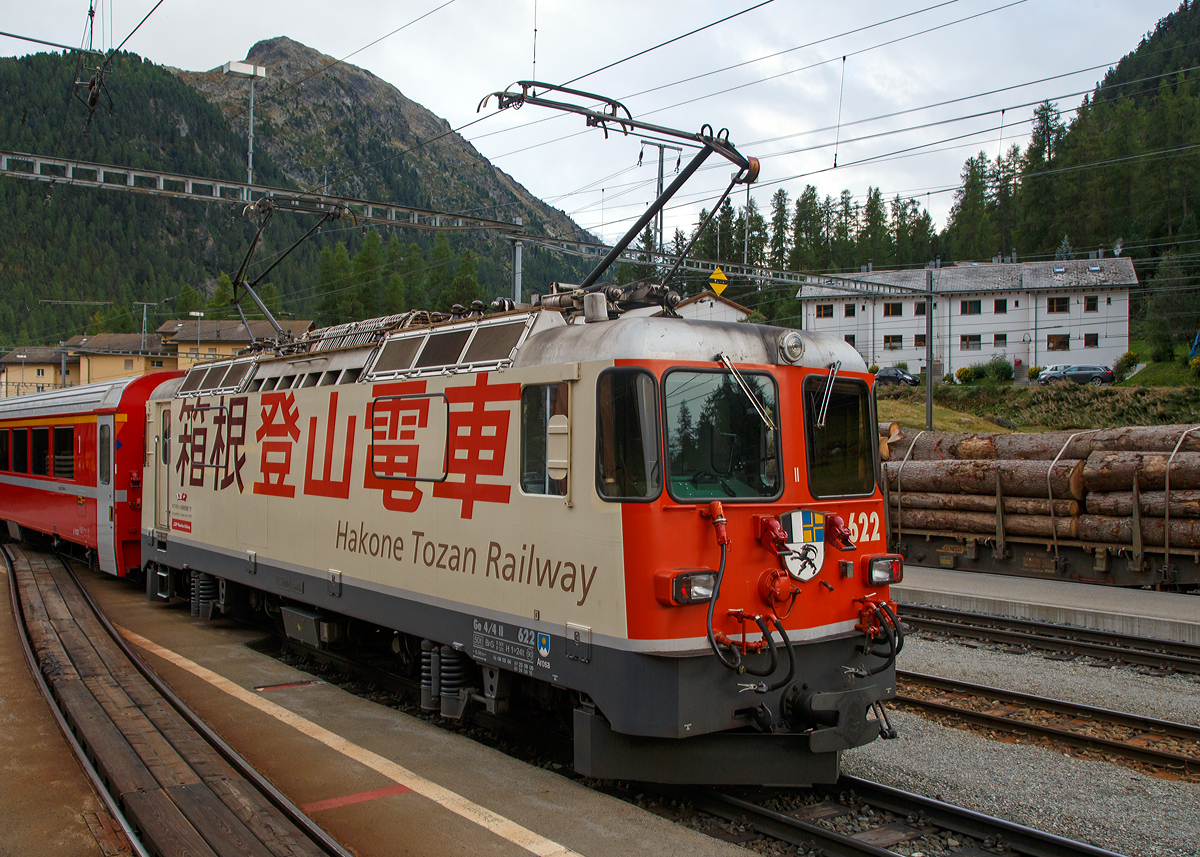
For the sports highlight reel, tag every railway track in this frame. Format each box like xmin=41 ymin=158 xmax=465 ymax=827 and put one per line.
xmin=678 ymin=776 xmax=1126 ymax=857
xmin=5 ymin=545 xmax=349 ymax=857
xmin=266 ymin=616 xmax=1132 ymax=856
xmin=896 ymin=671 xmax=1200 ymax=778
xmin=899 ymin=604 xmax=1200 ymax=674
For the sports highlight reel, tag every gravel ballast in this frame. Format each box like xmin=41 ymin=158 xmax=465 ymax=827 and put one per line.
xmin=839 ymin=635 xmax=1200 ymax=857
xmin=900 ymin=635 xmax=1200 ymax=727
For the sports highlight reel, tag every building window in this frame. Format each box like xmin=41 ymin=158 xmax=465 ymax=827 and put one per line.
xmin=914 ymin=333 xmax=926 ymax=348
xmin=960 ymin=300 xmax=981 ymax=315
xmin=961 ymin=334 xmax=981 ymax=351
xmin=884 ymin=303 xmax=903 ymax=317
xmin=1106 ymin=296 xmax=1111 ymax=305
xmin=915 ymin=302 xmax=926 ymax=316
xmin=816 ymin=304 xmax=833 ymax=319
xmin=844 ymin=335 xmax=856 ymax=347
xmin=884 ymin=335 xmax=903 ymax=350
xmin=1084 ymin=333 xmax=1099 ymax=347
xmin=1048 ymin=334 xmax=1070 ymax=351
xmin=124 ymin=359 xmax=134 ymax=370
xmin=36 ymin=368 xmax=44 ymax=377
xmin=151 ymin=360 xmax=164 ymax=369
xmin=1047 ymin=297 xmax=1069 ymax=313
xmin=844 ymin=303 xmax=856 ymax=318
xmin=994 ymin=334 xmax=1007 ymax=348
xmin=994 ymin=299 xmax=1007 ymax=314
xmin=1085 ymin=295 xmax=1098 ymax=312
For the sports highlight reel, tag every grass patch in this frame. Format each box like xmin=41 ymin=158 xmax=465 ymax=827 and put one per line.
xmin=877 ymin=384 xmax=1200 ymax=430
xmin=1120 ymin=360 xmax=1195 ymax=387
xmin=876 ymin=396 xmax=1016 ymax=432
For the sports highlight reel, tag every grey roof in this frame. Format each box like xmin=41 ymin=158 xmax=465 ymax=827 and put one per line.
xmin=65 ymin=333 xmax=174 ymax=355
xmin=1 ymin=346 xmax=79 ymax=365
xmin=796 ymin=258 xmax=1138 ymax=299
xmin=155 ymin=318 xmax=312 ymax=343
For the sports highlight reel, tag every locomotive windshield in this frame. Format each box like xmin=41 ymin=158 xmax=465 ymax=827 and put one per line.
xmin=803 ymin=377 xmax=875 ymax=497
xmin=596 ymin=369 xmax=661 ymax=500
xmin=663 ymin=370 xmax=780 ymax=501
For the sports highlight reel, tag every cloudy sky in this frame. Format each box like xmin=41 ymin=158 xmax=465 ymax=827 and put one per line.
xmin=2 ymin=0 xmax=1182 ymax=247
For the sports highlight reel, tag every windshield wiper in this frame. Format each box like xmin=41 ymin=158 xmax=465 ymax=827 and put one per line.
xmin=816 ymin=361 xmax=841 ymax=428
xmin=718 ymin=353 xmax=776 ymax=432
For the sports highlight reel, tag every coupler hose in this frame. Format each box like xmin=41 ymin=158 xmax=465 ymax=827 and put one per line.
xmin=706 ymin=542 xmax=743 ymax=671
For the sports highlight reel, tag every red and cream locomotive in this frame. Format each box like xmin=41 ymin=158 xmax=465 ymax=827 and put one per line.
xmin=0 ymin=87 xmax=903 ymax=785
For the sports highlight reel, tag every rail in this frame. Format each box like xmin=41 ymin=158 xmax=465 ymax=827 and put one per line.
xmin=899 ymin=604 xmax=1200 ymax=674
xmin=897 ymin=671 xmax=1200 ymax=777
xmin=7 ymin=545 xmax=350 ymax=857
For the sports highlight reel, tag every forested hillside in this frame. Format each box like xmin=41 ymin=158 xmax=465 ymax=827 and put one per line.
xmin=939 ymin=0 xmax=1200 ymax=350
xmin=0 ymin=44 xmax=586 ymax=349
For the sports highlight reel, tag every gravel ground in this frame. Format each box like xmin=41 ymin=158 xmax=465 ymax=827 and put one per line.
xmin=899 ymin=634 xmax=1200 ymax=727
xmin=843 ymin=710 xmax=1200 ymax=857
xmin=838 ymin=635 xmax=1200 ymax=857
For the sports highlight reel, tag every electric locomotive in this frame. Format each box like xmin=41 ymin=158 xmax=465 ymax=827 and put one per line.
xmin=137 ymin=304 xmax=903 ymax=785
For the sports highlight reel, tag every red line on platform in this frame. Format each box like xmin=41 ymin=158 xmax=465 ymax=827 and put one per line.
xmin=301 ymin=783 xmax=412 ymax=814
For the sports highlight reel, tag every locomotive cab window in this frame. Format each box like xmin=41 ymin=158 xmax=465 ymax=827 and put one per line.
xmin=520 ymin=383 xmax=569 ymax=496
xmin=11 ymin=428 xmax=28 ymax=474
xmin=596 ymin=369 xmax=661 ymax=500
xmin=804 ymin=377 xmax=875 ymax=497
xmin=663 ymin=370 xmax=780 ymax=501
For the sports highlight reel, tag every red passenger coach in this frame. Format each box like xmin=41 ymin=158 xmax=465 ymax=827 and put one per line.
xmin=0 ymin=373 xmax=181 ymax=576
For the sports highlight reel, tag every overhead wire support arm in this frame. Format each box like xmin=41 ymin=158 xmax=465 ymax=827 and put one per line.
xmin=480 ymin=81 xmax=760 ymax=289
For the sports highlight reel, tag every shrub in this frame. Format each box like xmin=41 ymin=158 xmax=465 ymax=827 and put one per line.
xmin=894 ymin=361 xmax=909 ymax=371
xmin=868 ymin=364 xmax=879 ymax=374
xmin=1150 ymin=331 xmax=1176 ymax=363
xmin=1112 ymin=351 xmax=1138 ymax=382
xmin=941 ymin=374 xmax=956 ymax=385
xmin=985 ymin=357 xmax=1014 ymax=382
xmin=1191 ymin=356 xmax=1200 ymax=379
xmin=1028 ymin=365 xmax=1043 ymax=382
xmin=955 ymin=366 xmax=977 ymax=384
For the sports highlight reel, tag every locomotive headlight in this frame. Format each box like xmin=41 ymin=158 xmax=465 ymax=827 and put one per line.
xmin=674 ymin=571 xmax=716 ymax=604
xmin=867 ymin=556 xmax=904 ymax=585
xmin=778 ymin=330 xmax=805 ymax=364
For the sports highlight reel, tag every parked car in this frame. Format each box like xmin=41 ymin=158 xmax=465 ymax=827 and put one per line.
xmin=1036 ymin=364 xmax=1072 ymax=379
xmin=1037 ymin=364 xmax=1115 ymax=386
xmin=875 ymin=367 xmax=921 ymax=386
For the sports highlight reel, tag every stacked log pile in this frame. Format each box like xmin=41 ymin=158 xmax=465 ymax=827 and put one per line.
xmin=881 ymin=424 xmax=1200 ymax=549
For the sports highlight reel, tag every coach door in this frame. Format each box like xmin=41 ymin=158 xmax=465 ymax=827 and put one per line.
xmin=153 ymin=404 xmax=170 ymax=534
xmin=96 ymin=415 xmax=117 ymax=574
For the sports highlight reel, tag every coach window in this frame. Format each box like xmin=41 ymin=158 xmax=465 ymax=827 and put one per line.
xmin=53 ymin=426 xmax=74 ymax=479
xmin=99 ymin=424 xmax=111 ymax=485
xmin=596 ymin=369 xmax=661 ymax=500
xmin=11 ymin=428 xmax=28 ymax=474
xmin=520 ymin=383 xmax=569 ymax=496
xmin=804 ymin=377 xmax=875 ymax=498
xmin=0 ymin=429 xmax=8 ymax=470
xmin=663 ymin=369 xmax=780 ymax=501
xmin=31 ymin=427 xmax=50 ymax=477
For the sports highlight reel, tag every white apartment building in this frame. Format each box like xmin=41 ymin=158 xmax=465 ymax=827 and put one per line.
xmin=795 ymin=257 xmax=1134 ymax=377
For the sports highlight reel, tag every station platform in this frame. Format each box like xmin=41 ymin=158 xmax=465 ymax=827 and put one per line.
xmin=72 ymin=568 xmax=745 ymax=857
xmin=893 ymin=565 xmax=1200 ymax=645
xmin=0 ymin=562 xmax=114 ymax=857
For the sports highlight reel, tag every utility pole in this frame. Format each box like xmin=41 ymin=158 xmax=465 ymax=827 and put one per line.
xmin=512 ymin=217 xmax=523 ymax=303
xmin=133 ymin=302 xmax=156 ymax=351
xmin=639 ymin=139 xmax=682 ymax=258
xmin=926 ymin=269 xmax=934 ymax=430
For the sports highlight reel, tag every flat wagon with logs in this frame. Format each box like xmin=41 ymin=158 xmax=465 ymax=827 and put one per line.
xmin=880 ymin=423 xmax=1200 ymax=587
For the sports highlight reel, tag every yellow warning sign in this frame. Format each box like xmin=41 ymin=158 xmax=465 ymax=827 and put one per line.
xmin=709 ymin=267 xmax=728 ymax=295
